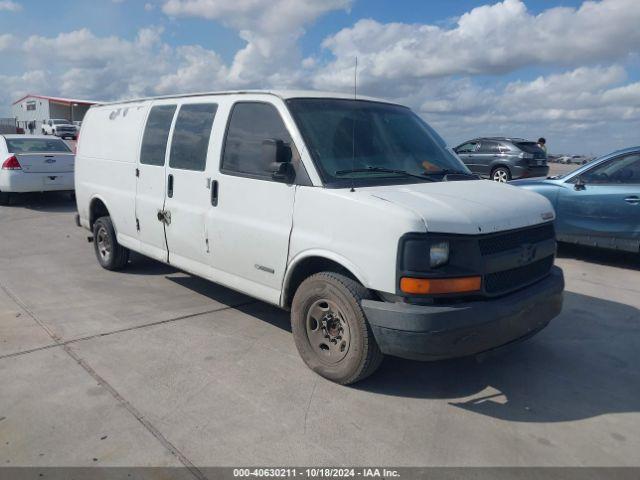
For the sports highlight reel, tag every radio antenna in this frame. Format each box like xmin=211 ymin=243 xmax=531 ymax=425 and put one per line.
xmin=350 ymin=56 xmax=358 ymax=193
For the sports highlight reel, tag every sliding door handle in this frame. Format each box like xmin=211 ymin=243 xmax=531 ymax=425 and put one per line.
xmin=167 ymin=174 xmax=174 ymax=198
xmin=211 ymin=180 xmax=219 ymax=206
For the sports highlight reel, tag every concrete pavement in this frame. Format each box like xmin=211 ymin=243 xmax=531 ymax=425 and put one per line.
xmin=0 ymin=192 xmax=639 ymax=470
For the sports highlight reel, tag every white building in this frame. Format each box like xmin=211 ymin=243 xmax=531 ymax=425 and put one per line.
xmin=12 ymin=94 xmax=97 ymax=133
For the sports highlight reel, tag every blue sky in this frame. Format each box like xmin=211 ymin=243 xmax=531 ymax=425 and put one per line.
xmin=1 ymin=0 xmax=639 ymax=154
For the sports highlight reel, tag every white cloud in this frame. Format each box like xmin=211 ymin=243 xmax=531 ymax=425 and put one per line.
xmin=413 ymin=66 xmax=640 ymax=154
xmin=162 ymin=0 xmax=351 ymax=86
xmin=314 ymin=0 xmax=640 ymax=90
xmin=0 ymin=0 xmax=639 ymax=154
xmin=0 ymin=1 xmax=21 ymax=12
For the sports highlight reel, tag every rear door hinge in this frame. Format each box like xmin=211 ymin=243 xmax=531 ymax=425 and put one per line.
xmin=135 ymin=168 xmax=140 ymax=177
xmin=136 ymin=218 xmax=140 ymax=231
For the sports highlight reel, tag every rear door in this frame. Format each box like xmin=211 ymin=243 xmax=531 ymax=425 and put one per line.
xmin=134 ymin=103 xmax=177 ymax=262
xmin=558 ymin=153 xmax=640 ymax=251
xmin=163 ymin=102 xmax=218 ymax=272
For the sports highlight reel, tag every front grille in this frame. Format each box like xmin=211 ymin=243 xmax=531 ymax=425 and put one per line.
xmin=479 ymin=223 xmax=554 ymax=256
xmin=485 ymin=256 xmax=554 ymax=294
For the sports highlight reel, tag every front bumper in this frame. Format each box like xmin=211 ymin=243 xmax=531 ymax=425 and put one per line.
xmin=362 ymin=266 xmax=564 ymax=361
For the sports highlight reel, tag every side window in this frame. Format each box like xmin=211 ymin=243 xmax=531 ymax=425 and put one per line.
xmin=221 ymin=102 xmax=299 ymax=179
xmin=581 ymin=154 xmax=640 ymax=185
xmin=169 ymin=103 xmax=217 ymax=171
xmin=456 ymin=142 xmax=477 ymax=153
xmin=140 ymin=105 xmax=176 ymax=166
xmin=478 ymin=141 xmax=499 ymax=153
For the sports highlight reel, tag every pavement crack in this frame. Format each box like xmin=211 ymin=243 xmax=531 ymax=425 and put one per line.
xmin=0 ymin=297 xmax=257 ymax=361
xmin=303 ymin=378 xmax=318 ymax=435
xmin=0 ymin=281 xmax=254 ymax=479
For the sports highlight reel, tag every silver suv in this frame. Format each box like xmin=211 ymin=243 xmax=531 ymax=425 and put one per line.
xmin=454 ymin=137 xmax=549 ymax=182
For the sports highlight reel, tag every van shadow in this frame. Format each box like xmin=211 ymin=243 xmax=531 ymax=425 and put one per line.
xmin=354 ymin=291 xmax=640 ymax=423
xmin=557 ymin=243 xmax=640 ymax=271
xmin=139 ymin=259 xmax=640 ymax=424
xmin=166 ymin=274 xmax=291 ymax=332
xmin=10 ymin=191 xmax=78 ymax=213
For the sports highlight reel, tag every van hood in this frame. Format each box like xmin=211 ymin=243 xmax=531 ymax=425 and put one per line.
xmin=359 ymin=180 xmax=555 ymax=235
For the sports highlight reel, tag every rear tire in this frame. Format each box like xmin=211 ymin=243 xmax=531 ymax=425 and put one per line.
xmin=0 ymin=192 xmax=11 ymax=206
xmin=93 ymin=216 xmax=129 ymax=271
xmin=291 ymin=272 xmax=383 ymax=385
xmin=492 ymin=166 xmax=511 ymax=183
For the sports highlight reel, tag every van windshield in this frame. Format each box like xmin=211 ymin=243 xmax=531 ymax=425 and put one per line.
xmin=286 ymin=98 xmax=470 ymax=187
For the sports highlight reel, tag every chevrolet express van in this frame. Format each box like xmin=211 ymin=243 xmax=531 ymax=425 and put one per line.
xmin=75 ymin=91 xmax=564 ymax=384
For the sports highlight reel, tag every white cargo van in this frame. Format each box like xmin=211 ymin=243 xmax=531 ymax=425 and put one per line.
xmin=75 ymin=91 xmax=564 ymax=384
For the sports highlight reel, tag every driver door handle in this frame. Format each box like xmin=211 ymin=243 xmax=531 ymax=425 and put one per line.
xmin=624 ymin=196 xmax=639 ymax=205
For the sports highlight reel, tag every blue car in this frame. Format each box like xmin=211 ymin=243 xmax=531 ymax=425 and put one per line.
xmin=511 ymin=146 xmax=640 ymax=253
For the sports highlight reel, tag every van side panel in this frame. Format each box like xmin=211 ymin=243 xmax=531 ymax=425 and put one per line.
xmin=76 ymin=103 xmax=149 ymax=246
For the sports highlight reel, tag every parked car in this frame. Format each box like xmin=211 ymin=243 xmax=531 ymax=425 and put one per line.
xmin=42 ymin=119 xmax=77 ymax=140
xmin=453 ymin=137 xmax=548 ymax=182
xmin=558 ymin=154 xmax=591 ymax=165
xmin=0 ymin=135 xmax=75 ymax=205
xmin=512 ymin=146 xmax=640 ymax=252
xmin=75 ymin=91 xmax=564 ymax=384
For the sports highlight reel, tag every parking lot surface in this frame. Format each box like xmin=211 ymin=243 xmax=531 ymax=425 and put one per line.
xmin=1 ymin=182 xmax=639 ymax=468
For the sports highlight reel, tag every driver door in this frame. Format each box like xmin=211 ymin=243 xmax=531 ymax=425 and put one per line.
xmin=558 ymin=153 xmax=640 ymax=251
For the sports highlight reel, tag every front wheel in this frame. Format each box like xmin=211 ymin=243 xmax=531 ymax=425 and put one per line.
xmin=492 ymin=166 xmax=511 ymax=183
xmin=291 ymin=272 xmax=383 ymax=384
xmin=93 ymin=216 xmax=129 ymax=271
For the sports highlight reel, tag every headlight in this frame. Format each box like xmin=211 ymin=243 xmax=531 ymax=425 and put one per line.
xmin=430 ymin=241 xmax=449 ymax=268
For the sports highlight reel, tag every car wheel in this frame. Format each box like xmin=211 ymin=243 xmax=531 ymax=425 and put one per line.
xmin=491 ymin=167 xmax=511 ymax=183
xmin=93 ymin=216 xmax=130 ymax=271
xmin=291 ymin=272 xmax=383 ymax=385
xmin=0 ymin=192 xmax=11 ymax=206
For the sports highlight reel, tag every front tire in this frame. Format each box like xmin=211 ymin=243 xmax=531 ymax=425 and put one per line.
xmin=291 ymin=272 xmax=383 ymax=385
xmin=93 ymin=216 xmax=129 ymax=271
xmin=492 ymin=166 xmax=511 ymax=183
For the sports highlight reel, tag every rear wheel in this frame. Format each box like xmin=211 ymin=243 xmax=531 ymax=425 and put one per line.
xmin=291 ymin=272 xmax=383 ymax=385
xmin=93 ymin=216 xmax=129 ymax=271
xmin=0 ymin=192 xmax=11 ymax=206
xmin=492 ymin=166 xmax=511 ymax=183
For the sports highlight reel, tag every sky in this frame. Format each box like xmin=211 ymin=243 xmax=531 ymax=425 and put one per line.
xmin=0 ymin=0 xmax=639 ymax=155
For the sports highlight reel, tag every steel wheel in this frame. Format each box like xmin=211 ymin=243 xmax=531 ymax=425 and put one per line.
xmin=95 ymin=224 xmax=112 ymax=264
xmin=305 ymin=298 xmax=351 ymax=364
xmin=492 ymin=168 xmax=510 ymax=183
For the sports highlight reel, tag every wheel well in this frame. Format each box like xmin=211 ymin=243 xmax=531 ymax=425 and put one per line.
xmin=89 ymin=198 xmax=109 ymax=229
xmin=283 ymin=256 xmax=359 ymax=309
xmin=491 ymin=164 xmax=510 ymax=173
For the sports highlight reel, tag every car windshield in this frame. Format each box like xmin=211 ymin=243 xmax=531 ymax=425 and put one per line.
xmin=6 ymin=138 xmax=72 ymax=153
xmin=286 ymin=98 xmax=470 ymax=187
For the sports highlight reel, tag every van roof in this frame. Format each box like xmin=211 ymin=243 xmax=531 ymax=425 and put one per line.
xmin=95 ymin=90 xmax=401 ymax=107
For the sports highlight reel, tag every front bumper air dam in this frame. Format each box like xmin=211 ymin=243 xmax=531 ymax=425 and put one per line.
xmin=362 ymin=266 xmax=564 ymax=361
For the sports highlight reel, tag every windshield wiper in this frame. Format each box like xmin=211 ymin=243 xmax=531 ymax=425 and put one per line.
xmin=335 ymin=167 xmax=436 ymax=182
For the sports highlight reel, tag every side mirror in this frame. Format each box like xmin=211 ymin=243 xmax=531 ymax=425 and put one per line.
xmin=574 ymin=176 xmax=586 ymax=191
xmin=262 ymin=139 xmax=295 ymax=183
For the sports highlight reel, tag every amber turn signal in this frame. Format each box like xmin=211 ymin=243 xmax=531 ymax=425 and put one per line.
xmin=400 ymin=276 xmax=481 ymax=295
